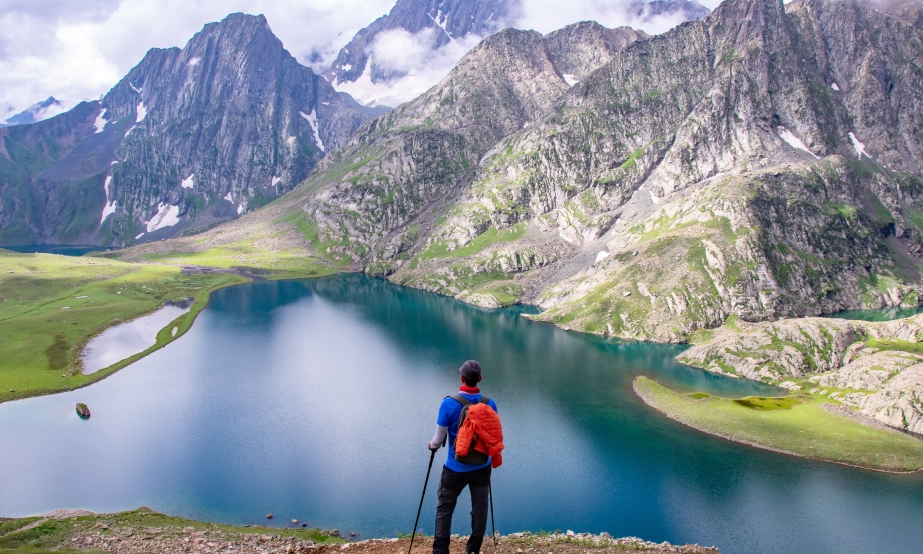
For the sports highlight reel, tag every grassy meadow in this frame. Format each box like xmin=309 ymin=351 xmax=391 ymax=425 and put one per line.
xmin=0 ymin=249 xmax=248 ymax=404
xmin=634 ymin=376 xmax=923 ymax=473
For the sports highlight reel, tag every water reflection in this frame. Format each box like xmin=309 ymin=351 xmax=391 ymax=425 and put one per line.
xmin=81 ymin=300 xmax=192 ymax=374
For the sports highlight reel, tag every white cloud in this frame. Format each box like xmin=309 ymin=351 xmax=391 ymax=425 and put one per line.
xmin=512 ymin=0 xmax=725 ymax=36
xmin=335 ymin=27 xmax=483 ymax=107
xmin=0 ymin=0 xmax=393 ymax=115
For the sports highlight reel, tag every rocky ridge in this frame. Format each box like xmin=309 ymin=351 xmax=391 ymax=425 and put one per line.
xmin=324 ymin=0 xmax=709 ymax=108
xmin=678 ymin=313 xmax=923 ymax=435
xmin=0 ymin=13 xmax=376 ymax=247
xmin=123 ymin=0 xmax=923 ymax=345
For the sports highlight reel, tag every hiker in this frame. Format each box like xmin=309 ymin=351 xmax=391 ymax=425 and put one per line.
xmin=427 ymin=360 xmax=504 ymax=554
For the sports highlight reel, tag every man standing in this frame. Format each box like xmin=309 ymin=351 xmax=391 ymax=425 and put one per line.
xmin=427 ymin=360 xmax=498 ymax=554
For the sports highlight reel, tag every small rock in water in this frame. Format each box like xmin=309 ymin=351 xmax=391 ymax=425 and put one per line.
xmin=302 ymin=523 xmax=307 ymax=527
xmin=266 ymin=513 xmax=273 ymax=519
xmin=349 ymin=532 xmax=357 ymax=537
xmin=76 ymin=403 xmax=91 ymax=419
xmin=291 ymin=519 xmax=298 ymax=524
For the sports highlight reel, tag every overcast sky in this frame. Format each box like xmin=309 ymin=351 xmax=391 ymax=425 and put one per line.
xmin=0 ymin=0 xmax=725 ymax=119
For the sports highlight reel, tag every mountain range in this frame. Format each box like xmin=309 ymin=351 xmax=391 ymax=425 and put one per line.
xmin=0 ymin=0 xmax=709 ymax=248
xmin=116 ymin=0 xmax=923 ymax=343
xmin=326 ymin=0 xmax=712 ymax=106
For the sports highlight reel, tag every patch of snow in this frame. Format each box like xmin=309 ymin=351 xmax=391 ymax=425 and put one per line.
xmin=558 ymin=232 xmax=573 ymax=243
xmin=129 ymin=82 xmax=143 ymax=95
xmin=341 ymin=63 xmax=352 ymax=72
xmin=75 ymin=296 xmax=88 ymax=299
xmin=430 ymin=10 xmax=450 ymax=37
xmin=271 ymin=176 xmax=282 ymax=187
xmin=237 ymin=204 xmax=245 ymax=215
xmin=93 ymin=109 xmax=108 ymax=133
xmin=321 ymin=101 xmax=330 ymax=106
xmin=224 ymin=192 xmax=233 ymax=203
xmin=110 ymin=160 xmax=118 ymax=165
xmin=595 ymin=251 xmax=610 ymax=263
xmin=100 ymin=175 xmax=117 ymax=224
xmin=135 ymin=233 xmax=145 ymax=240
xmin=145 ymin=203 xmax=180 ymax=232
xmin=187 ymin=57 xmax=201 ymax=67
xmin=649 ymin=190 xmax=660 ymax=204
xmin=299 ymin=109 xmax=325 ymax=152
xmin=61 ymin=306 xmax=71 ymax=310
xmin=562 ymin=74 xmax=579 ymax=87
xmin=778 ymin=126 xmax=819 ymax=159
xmin=848 ymin=132 xmax=868 ymax=159
xmin=124 ymin=125 xmax=136 ymax=137
xmin=831 ymin=82 xmax=840 ymax=91
xmin=135 ymin=101 xmax=147 ymax=123
xmin=181 ymin=174 xmax=194 ymax=189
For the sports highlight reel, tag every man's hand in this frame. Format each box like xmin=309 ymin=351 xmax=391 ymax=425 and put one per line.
xmin=427 ymin=442 xmax=440 ymax=451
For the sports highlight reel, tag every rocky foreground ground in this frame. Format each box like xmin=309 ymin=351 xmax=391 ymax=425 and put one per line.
xmin=0 ymin=508 xmax=718 ymax=554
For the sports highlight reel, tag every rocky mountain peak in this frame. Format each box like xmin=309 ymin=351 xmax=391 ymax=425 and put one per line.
xmin=0 ymin=12 xmax=376 ymax=246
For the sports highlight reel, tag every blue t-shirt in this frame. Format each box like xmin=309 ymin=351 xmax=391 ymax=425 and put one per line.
xmin=437 ymin=392 xmax=498 ymax=472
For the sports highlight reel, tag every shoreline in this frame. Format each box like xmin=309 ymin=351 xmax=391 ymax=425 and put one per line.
xmin=631 ymin=376 xmax=923 ymax=475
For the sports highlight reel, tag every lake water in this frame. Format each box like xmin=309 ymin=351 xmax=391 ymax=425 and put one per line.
xmin=1 ymin=275 xmax=922 ymax=554
xmin=81 ymin=302 xmax=192 ymax=374
xmin=2 ymin=244 xmax=112 ymax=256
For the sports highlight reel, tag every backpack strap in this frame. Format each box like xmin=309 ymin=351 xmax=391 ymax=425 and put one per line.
xmin=450 ymin=394 xmax=471 ymax=407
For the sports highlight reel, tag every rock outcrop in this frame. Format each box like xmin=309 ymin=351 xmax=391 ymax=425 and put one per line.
xmin=678 ymin=314 xmax=923 ymax=434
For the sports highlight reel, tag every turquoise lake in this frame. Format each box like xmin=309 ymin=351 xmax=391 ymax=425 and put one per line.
xmin=1 ymin=274 xmax=922 ymax=554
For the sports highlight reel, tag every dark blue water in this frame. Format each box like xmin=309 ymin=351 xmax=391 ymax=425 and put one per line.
xmin=2 ymin=244 xmax=112 ymax=256
xmin=1 ymin=275 xmax=922 ymax=554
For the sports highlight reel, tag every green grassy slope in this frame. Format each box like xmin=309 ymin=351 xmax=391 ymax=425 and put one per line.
xmin=0 ymin=250 xmax=248 ymax=403
xmin=634 ymin=376 xmax=923 ymax=473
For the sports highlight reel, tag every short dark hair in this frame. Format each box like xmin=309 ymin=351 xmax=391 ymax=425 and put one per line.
xmin=460 ymin=360 xmax=481 ymax=386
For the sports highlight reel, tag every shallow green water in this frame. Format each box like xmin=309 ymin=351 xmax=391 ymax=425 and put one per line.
xmin=1 ymin=275 xmax=921 ymax=554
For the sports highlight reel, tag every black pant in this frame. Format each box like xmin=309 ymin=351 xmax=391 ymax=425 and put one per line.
xmin=433 ymin=465 xmax=491 ymax=554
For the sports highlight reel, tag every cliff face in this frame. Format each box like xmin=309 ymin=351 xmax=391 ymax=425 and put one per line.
xmin=0 ymin=13 xmax=374 ymax=247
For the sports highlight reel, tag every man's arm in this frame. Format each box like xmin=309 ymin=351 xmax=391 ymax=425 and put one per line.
xmin=428 ymin=425 xmax=448 ymax=451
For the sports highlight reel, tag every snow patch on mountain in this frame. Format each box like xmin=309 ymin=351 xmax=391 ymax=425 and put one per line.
xmin=562 ymin=74 xmax=579 ymax=87
xmin=181 ymin=174 xmax=195 ymax=189
xmin=300 ymin=110 xmax=325 ymax=151
xmin=146 ymin=203 xmax=180 ymax=232
xmin=100 ymin=176 xmax=117 ymax=224
xmin=849 ymin=132 xmax=868 ymax=159
xmin=778 ymin=127 xmax=819 ymax=158
xmin=136 ymin=102 xmax=147 ymax=123
xmin=93 ymin=109 xmax=108 ymax=133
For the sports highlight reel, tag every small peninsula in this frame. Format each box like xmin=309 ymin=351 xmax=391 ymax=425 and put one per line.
xmin=634 ymin=313 xmax=923 ymax=472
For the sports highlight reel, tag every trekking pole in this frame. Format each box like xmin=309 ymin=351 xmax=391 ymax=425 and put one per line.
xmin=408 ymin=449 xmax=437 ymax=554
xmin=489 ymin=482 xmax=497 ymax=546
